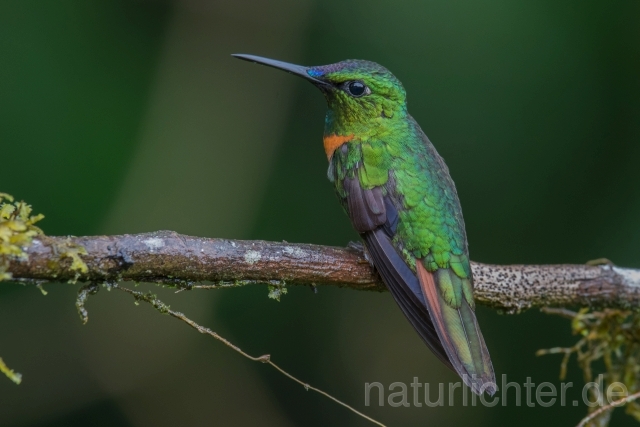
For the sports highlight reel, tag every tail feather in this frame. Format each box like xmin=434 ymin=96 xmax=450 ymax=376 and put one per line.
xmin=416 ymin=262 xmax=496 ymax=395
xmin=364 ymin=229 xmax=453 ymax=370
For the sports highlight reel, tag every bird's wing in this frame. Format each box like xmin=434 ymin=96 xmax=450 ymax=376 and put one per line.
xmin=333 ymin=141 xmax=495 ymax=395
xmin=340 ymin=174 xmax=453 ymax=370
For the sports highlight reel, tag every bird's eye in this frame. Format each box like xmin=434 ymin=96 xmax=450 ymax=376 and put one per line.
xmin=345 ymin=81 xmax=370 ymax=97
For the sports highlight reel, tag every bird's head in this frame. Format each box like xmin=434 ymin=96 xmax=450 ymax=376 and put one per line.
xmin=233 ymin=55 xmax=407 ymax=129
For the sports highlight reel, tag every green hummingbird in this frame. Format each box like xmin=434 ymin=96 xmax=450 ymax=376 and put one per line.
xmin=233 ymin=54 xmax=496 ymax=395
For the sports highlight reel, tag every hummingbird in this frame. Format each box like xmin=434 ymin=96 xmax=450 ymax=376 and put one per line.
xmin=233 ymin=54 xmax=496 ymax=395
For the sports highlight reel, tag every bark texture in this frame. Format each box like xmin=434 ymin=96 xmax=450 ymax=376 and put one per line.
xmin=6 ymin=231 xmax=639 ymax=313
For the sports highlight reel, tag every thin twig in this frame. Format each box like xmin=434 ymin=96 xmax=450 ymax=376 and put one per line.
xmin=0 ymin=357 xmax=22 ymax=385
xmin=266 ymin=361 xmax=385 ymax=426
xmin=576 ymin=390 xmax=640 ymax=427
xmin=111 ymin=284 xmax=386 ymax=427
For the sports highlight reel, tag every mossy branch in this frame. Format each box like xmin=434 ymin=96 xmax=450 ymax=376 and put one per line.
xmin=3 ymin=230 xmax=640 ymax=314
xmin=3 ymin=195 xmax=640 ymax=426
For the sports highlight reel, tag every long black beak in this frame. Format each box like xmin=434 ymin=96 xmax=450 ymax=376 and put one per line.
xmin=232 ymin=54 xmax=328 ymax=86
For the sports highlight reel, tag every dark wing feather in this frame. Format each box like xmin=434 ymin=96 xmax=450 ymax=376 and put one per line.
xmin=343 ymin=177 xmax=386 ymax=232
xmin=342 ymin=174 xmax=453 ymax=369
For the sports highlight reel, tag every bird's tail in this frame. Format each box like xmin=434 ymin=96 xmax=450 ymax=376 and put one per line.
xmin=416 ymin=261 xmax=496 ymax=395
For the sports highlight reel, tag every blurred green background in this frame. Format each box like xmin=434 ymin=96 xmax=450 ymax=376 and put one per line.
xmin=1 ymin=1 xmax=639 ymax=426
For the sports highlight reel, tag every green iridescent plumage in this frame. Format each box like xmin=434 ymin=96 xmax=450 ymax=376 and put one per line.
xmin=235 ymin=54 xmax=495 ymax=395
xmin=322 ymin=62 xmax=471 ymax=289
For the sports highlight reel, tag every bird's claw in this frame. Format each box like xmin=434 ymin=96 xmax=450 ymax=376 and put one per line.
xmin=348 ymin=240 xmax=374 ymax=268
xmin=347 ymin=240 xmax=364 ymax=251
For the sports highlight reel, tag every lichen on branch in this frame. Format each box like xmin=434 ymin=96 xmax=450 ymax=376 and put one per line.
xmin=0 ymin=193 xmax=45 ymax=281
xmin=0 ymin=193 xmax=88 ymax=284
xmin=0 ymin=193 xmax=89 ymax=385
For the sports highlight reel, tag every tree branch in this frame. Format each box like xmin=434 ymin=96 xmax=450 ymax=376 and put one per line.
xmin=5 ymin=230 xmax=640 ymax=313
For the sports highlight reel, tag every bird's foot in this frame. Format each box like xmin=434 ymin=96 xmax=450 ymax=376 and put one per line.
xmin=347 ymin=240 xmax=363 ymax=251
xmin=348 ymin=240 xmax=374 ymax=268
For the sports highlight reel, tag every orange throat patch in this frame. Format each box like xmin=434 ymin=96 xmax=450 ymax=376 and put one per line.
xmin=323 ymin=134 xmax=354 ymax=159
